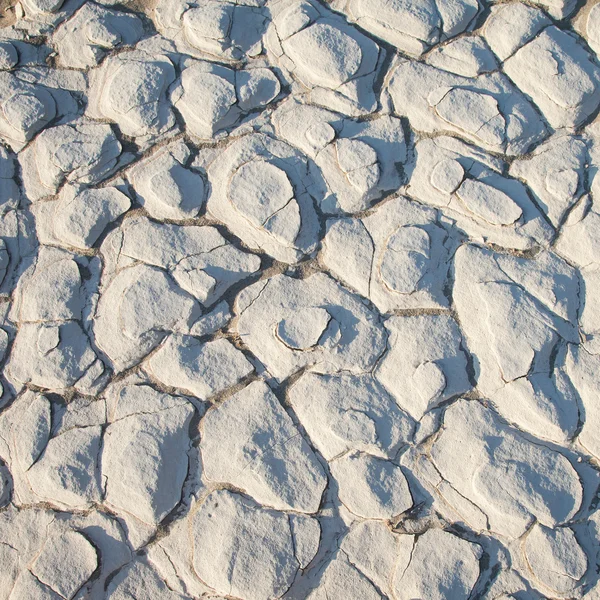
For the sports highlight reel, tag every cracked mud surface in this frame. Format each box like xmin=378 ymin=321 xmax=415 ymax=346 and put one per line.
xmin=0 ymin=0 xmax=600 ymax=599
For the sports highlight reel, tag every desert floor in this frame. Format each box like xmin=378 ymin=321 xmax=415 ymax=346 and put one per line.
xmin=0 ymin=0 xmax=599 ymax=599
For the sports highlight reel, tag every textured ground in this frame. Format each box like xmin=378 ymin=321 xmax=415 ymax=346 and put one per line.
xmin=0 ymin=0 xmax=599 ymax=598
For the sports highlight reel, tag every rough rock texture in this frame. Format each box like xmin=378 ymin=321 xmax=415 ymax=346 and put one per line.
xmin=0 ymin=1 xmax=599 ymax=598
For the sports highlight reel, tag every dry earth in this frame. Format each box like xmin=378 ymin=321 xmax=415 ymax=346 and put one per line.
xmin=0 ymin=0 xmax=599 ymax=599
